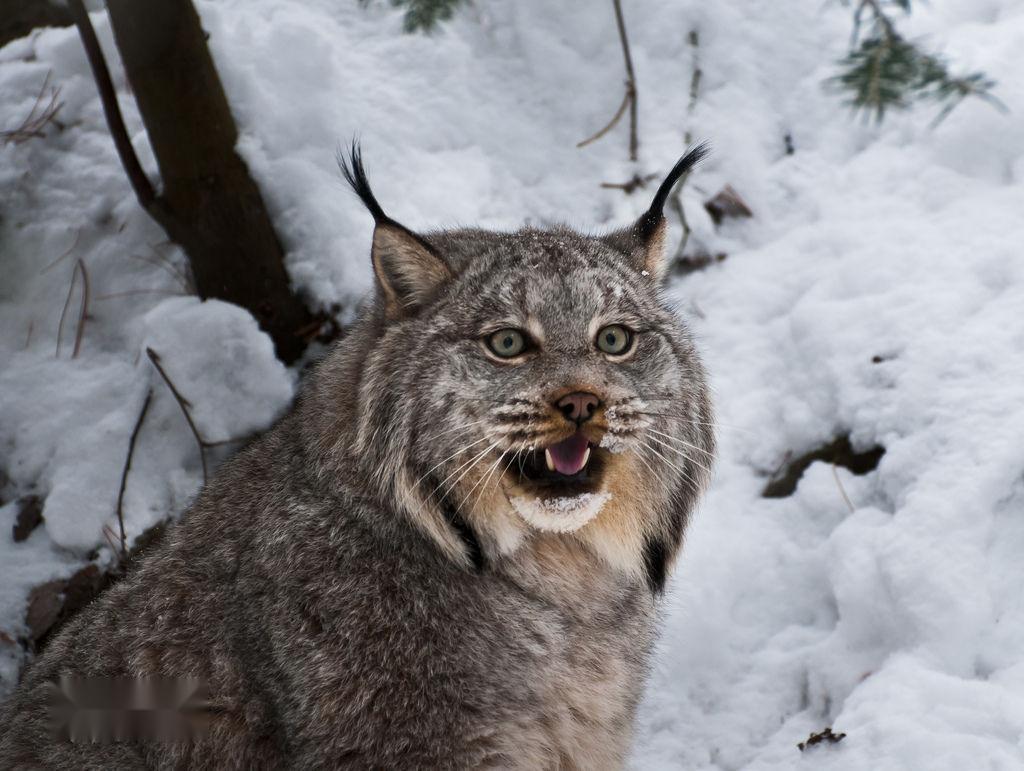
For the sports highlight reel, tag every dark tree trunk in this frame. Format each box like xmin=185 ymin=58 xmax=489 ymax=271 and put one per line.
xmin=73 ymin=0 xmax=313 ymax=363
xmin=0 ymin=0 xmax=71 ymax=48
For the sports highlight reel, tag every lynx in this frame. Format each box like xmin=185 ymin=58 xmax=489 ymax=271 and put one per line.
xmin=0 ymin=144 xmax=715 ymax=769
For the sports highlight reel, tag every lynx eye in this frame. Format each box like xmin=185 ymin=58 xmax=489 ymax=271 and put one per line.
xmin=596 ymin=324 xmax=633 ymax=356
xmin=487 ymin=328 xmax=527 ymax=358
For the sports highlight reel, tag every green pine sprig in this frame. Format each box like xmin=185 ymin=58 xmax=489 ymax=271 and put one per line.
xmin=830 ymin=0 xmax=1004 ymax=125
xmin=359 ymin=0 xmax=470 ymax=33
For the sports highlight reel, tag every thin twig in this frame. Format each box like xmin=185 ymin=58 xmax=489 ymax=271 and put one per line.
xmin=95 ymin=289 xmax=188 ymax=301
xmin=856 ymin=0 xmax=897 ymax=43
xmin=40 ymin=228 xmax=82 ymax=274
xmin=146 ymin=348 xmax=263 ymax=483
xmin=577 ymin=91 xmax=630 ymax=150
xmin=576 ymin=0 xmax=639 ymax=160
xmin=55 ymin=259 xmax=86 ymax=354
xmin=203 ymin=434 xmax=257 ymax=449
xmin=72 ymin=259 xmax=89 ymax=358
xmin=613 ymin=0 xmax=638 ymax=162
xmin=600 ymin=172 xmax=657 ymax=194
xmin=146 ymin=347 xmax=209 ymax=482
xmin=685 ymin=29 xmax=702 ymax=136
xmin=670 ymin=29 xmax=702 ymax=264
xmin=831 ymin=464 xmax=856 ymax=513
xmin=134 ymin=244 xmax=193 ymax=293
xmin=101 ymin=524 xmax=121 ymax=561
xmin=68 ymin=0 xmax=168 ymax=225
xmin=668 ymin=191 xmax=693 ymax=258
xmin=0 ymin=71 xmax=63 ymax=145
xmin=24 ymin=320 xmax=34 ymax=350
xmin=115 ymin=389 xmax=153 ymax=562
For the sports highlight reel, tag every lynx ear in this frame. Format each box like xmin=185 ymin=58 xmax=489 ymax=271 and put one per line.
xmin=340 ymin=143 xmax=451 ymax=318
xmin=371 ymin=224 xmax=450 ymax=316
xmin=602 ymin=143 xmax=709 ymax=282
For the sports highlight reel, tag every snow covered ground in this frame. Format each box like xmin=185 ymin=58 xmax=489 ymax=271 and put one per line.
xmin=2 ymin=0 xmax=1023 ymax=767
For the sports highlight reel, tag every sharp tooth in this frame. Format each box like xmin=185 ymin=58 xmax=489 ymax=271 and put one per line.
xmin=582 ymin=446 xmax=591 ymax=468
xmin=545 ymin=449 xmax=556 ymax=472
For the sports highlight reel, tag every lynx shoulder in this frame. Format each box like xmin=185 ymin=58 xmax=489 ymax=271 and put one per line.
xmin=0 ymin=145 xmax=715 ymax=769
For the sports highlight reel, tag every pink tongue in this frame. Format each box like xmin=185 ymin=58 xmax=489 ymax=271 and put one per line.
xmin=547 ymin=432 xmax=590 ymax=475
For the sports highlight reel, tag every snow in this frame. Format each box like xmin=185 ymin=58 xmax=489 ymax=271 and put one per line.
xmin=510 ymin=491 xmax=611 ymax=532
xmin=3 ymin=0 xmax=1024 ymax=767
xmin=141 ymin=298 xmax=295 ymax=444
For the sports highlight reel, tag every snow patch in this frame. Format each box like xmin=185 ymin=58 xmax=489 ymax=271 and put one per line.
xmin=142 ymin=298 xmax=295 ymax=443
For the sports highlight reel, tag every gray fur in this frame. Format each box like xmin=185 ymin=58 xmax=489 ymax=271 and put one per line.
xmin=0 ymin=151 xmax=714 ymax=769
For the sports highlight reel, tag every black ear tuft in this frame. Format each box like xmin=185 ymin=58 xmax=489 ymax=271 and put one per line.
xmin=600 ymin=142 xmax=710 ymax=281
xmin=635 ymin=142 xmax=710 ymax=240
xmin=339 ymin=142 xmax=450 ymax=318
xmin=338 ymin=141 xmax=389 ymax=224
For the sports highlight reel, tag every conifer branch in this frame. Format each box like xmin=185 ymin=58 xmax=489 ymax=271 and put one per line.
xmin=830 ymin=0 xmax=1003 ymax=124
xmin=360 ymin=0 xmax=468 ymax=34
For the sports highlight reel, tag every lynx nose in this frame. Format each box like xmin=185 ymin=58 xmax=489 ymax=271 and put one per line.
xmin=556 ymin=392 xmax=601 ymax=425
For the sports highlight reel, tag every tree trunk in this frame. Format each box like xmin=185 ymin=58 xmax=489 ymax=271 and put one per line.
xmin=99 ymin=0 xmax=313 ymax=363
xmin=0 ymin=0 xmax=71 ymax=48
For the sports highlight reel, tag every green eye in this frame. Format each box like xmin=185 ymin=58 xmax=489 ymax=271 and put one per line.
xmin=487 ymin=328 xmax=527 ymax=358
xmin=596 ymin=324 xmax=633 ymax=355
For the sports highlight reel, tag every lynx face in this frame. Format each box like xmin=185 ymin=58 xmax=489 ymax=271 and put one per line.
xmin=416 ymin=231 xmax=710 ymax=536
xmin=342 ymin=146 xmax=714 ymax=586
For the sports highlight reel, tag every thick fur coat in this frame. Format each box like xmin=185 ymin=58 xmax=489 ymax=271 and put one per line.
xmin=0 ymin=146 xmax=714 ymax=769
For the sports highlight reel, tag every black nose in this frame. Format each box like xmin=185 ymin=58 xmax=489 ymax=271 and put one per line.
xmin=556 ymin=392 xmax=601 ymax=424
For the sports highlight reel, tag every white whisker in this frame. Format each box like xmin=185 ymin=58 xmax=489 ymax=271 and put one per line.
xmin=641 ymin=436 xmax=702 ymax=490
xmin=645 ymin=432 xmax=713 ymax=476
xmin=413 ymin=434 xmax=491 ymax=488
xmin=435 ymin=441 xmax=501 ymax=500
xmin=631 ymin=445 xmax=659 ymax=478
xmin=463 ymin=452 xmax=508 ymax=514
xmin=646 ymin=428 xmax=716 ymax=462
xmin=418 ymin=418 xmax=490 ymax=445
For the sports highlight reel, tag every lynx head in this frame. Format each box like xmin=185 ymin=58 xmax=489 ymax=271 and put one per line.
xmin=331 ymin=144 xmax=714 ymax=591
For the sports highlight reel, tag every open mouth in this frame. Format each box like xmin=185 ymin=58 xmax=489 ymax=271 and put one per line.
xmin=505 ymin=431 xmax=606 ymax=496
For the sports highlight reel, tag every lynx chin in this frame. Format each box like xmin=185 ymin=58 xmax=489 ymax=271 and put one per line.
xmin=0 ymin=144 xmax=715 ymax=769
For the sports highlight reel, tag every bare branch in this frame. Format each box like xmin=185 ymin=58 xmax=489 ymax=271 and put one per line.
xmin=144 ymin=348 xmax=259 ymax=483
xmin=577 ymin=0 xmax=639 ymax=161
xmin=668 ymin=191 xmax=693 ymax=260
xmin=40 ymin=228 xmax=82 ymax=275
xmin=101 ymin=524 xmax=121 ymax=561
xmin=115 ymin=389 xmax=153 ymax=563
xmin=1 ymin=71 xmax=63 ymax=145
xmin=203 ymin=435 xmax=257 ymax=449
xmin=577 ymin=90 xmax=630 ymax=150
xmin=612 ymin=0 xmax=638 ymax=162
xmin=95 ymin=289 xmax=188 ymax=301
xmin=56 ymin=259 xmax=88 ymax=358
xmin=67 ymin=0 xmax=169 ymax=225
xmin=72 ymin=259 xmax=90 ymax=358
xmin=670 ymin=29 xmax=702 ymax=265
xmin=831 ymin=464 xmax=856 ymax=513
xmin=146 ymin=347 xmax=209 ymax=482
xmin=599 ymin=172 xmax=657 ymax=194
xmin=127 ymin=245 xmax=194 ymax=294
